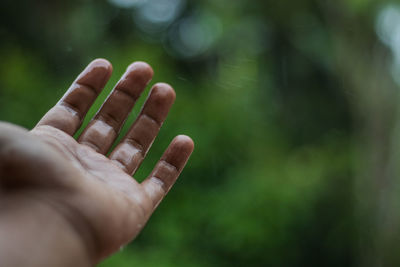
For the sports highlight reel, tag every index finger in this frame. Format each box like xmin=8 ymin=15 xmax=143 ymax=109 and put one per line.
xmin=35 ymin=59 xmax=112 ymax=135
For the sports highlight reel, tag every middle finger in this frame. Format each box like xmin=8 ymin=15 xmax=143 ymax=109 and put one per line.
xmin=78 ymin=61 xmax=153 ymax=154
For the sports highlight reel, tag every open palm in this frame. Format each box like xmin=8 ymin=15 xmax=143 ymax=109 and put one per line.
xmin=0 ymin=59 xmax=193 ymax=265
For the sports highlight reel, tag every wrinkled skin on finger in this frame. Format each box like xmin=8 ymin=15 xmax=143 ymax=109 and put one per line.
xmin=0 ymin=59 xmax=194 ymax=265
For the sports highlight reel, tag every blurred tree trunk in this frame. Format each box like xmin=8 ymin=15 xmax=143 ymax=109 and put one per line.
xmin=324 ymin=2 xmax=400 ymax=265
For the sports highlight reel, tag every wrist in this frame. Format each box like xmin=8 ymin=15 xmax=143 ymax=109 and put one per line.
xmin=0 ymin=193 xmax=93 ymax=267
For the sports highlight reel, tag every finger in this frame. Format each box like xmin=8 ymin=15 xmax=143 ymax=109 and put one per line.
xmin=35 ymin=59 xmax=112 ymax=135
xmin=78 ymin=62 xmax=153 ymax=154
xmin=141 ymin=135 xmax=194 ymax=209
xmin=109 ymin=83 xmax=176 ymax=174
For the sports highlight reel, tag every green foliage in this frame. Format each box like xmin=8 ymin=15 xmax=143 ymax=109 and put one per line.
xmin=1 ymin=0 xmax=399 ymax=266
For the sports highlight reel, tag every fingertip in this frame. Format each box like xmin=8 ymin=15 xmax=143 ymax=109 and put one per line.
xmin=162 ymin=135 xmax=194 ymax=170
xmin=77 ymin=58 xmax=113 ymax=90
xmin=126 ymin=61 xmax=154 ymax=82
xmin=152 ymin=82 xmax=176 ymax=103
xmin=91 ymin=58 xmax=113 ymax=76
xmin=174 ymin=135 xmax=194 ymax=152
xmin=92 ymin=58 xmax=112 ymax=68
xmin=141 ymin=83 xmax=176 ymax=123
xmin=154 ymin=82 xmax=173 ymax=89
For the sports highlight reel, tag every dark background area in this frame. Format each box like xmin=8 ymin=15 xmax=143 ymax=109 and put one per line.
xmin=1 ymin=0 xmax=400 ymax=266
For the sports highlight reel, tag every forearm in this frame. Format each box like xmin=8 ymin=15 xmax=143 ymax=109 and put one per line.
xmin=0 ymin=195 xmax=92 ymax=267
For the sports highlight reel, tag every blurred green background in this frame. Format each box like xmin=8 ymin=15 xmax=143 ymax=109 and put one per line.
xmin=1 ymin=0 xmax=400 ymax=266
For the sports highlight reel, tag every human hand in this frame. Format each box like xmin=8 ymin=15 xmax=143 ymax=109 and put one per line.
xmin=0 ymin=59 xmax=193 ymax=266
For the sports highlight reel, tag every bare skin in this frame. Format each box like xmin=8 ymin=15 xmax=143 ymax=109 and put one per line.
xmin=0 ymin=59 xmax=194 ymax=266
